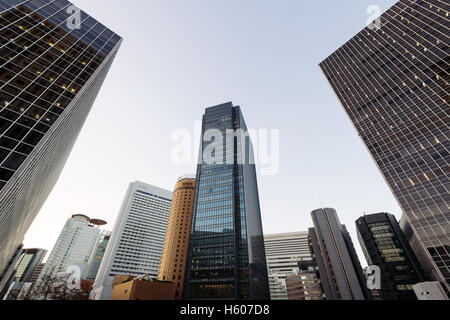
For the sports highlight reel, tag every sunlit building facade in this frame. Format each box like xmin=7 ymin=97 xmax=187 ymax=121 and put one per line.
xmin=158 ymin=175 xmax=196 ymax=299
xmin=0 ymin=0 xmax=121 ymax=278
xmin=320 ymin=0 xmax=449 ymax=291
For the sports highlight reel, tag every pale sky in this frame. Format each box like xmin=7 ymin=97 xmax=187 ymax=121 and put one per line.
xmin=23 ymin=0 xmax=400 ymax=265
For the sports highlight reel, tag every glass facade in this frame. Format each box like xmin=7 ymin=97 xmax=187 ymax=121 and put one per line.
xmin=356 ymin=213 xmax=425 ymax=300
xmin=184 ymin=102 xmax=269 ymax=300
xmin=320 ymin=0 xmax=449 ymax=291
xmin=0 ymin=0 xmax=121 ymax=277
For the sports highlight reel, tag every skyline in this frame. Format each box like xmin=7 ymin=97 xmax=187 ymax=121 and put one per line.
xmin=22 ymin=0 xmax=401 ymax=266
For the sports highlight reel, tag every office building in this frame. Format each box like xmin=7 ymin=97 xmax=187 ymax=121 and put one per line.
xmin=158 ymin=175 xmax=196 ymax=299
xmin=184 ymin=102 xmax=270 ymax=300
xmin=413 ymin=281 xmax=449 ymax=300
xmin=309 ymin=208 xmax=372 ymax=300
xmin=111 ymin=274 xmax=176 ymax=300
xmin=320 ymin=0 xmax=450 ymax=291
xmin=36 ymin=214 xmax=106 ymax=285
xmin=14 ymin=248 xmax=47 ymax=283
xmin=356 ymin=212 xmax=425 ymax=300
xmin=0 ymin=244 xmax=23 ymax=297
xmin=0 ymin=0 xmax=122 ymax=279
xmin=264 ymin=232 xmax=312 ymax=300
xmin=85 ymin=230 xmax=111 ymax=281
xmin=30 ymin=263 xmax=44 ymax=284
xmin=91 ymin=181 xmax=172 ymax=300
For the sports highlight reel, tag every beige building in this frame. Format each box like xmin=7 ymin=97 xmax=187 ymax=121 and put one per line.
xmin=110 ymin=275 xmax=176 ymax=300
xmin=158 ymin=175 xmax=196 ymax=299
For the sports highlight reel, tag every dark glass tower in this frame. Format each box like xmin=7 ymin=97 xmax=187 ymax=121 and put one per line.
xmin=0 ymin=0 xmax=121 ymax=280
xmin=320 ymin=0 xmax=450 ymax=291
xmin=356 ymin=213 xmax=425 ymax=300
xmin=184 ymin=102 xmax=270 ymax=300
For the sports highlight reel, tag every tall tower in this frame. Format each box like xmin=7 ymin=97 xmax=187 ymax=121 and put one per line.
xmin=36 ymin=214 xmax=106 ymax=285
xmin=91 ymin=181 xmax=172 ymax=300
xmin=184 ymin=102 xmax=270 ymax=300
xmin=356 ymin=212 xmax=425 ymax=300
xmin=0 ymin=0 xmax=122 ymax=277
xmin=158 ymin=175 xmax=196 ymax=299
xmin=319 ymin=0 xmax=449 ymax=291
xmin=309 ymin=208 xmax=372 ymax=300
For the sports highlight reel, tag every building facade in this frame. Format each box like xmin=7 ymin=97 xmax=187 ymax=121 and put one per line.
xmin=0 ymin=0 xmax=122 ymax=277
xmin=184 ymin=102 xmax=270 ymax=300
xmin=85 ymin=230 xmax=111 ymax=281
xmin=158 ymin=175 xmax=196 ymax=299
xmin=36 ymin=215 xmax=106 ymax=285
xmin=320 ymin=0 xmax=449 ymax=291
xmin=356 ymin=213 xmax=425 ymax=300
xmin=91 ymin=181 xmax=172 ymax=300
xmin=264 ymin=232 xmax=312 ymax=300
xmin=14 ymin=248 xmax=47 ymax=283
xmin=413 ymin=281 xmax=449 ymax=300
xmin=309 ymin=208 xmax=372 ymax=300
xmin=111 ymin=275 xmax=176 ymax=301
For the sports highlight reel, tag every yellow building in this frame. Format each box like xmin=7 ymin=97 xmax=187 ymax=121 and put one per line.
xmin=110 ymin=275 xmax=176 ymax=300
xmin=158 ymin=175 xmax=196 ymax=299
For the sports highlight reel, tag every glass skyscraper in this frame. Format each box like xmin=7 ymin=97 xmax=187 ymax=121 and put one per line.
xmin=320 ymin=0 xmax=449 ymax=291
xmin=0 ymin=0 xmax=121 ymax=280
xmin=183 ymin=102 xmax=269 ymax=300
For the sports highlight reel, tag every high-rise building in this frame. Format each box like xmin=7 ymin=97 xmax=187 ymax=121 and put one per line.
xmin=184 ymin=102 xmax=270 ymax=300
xmin=309 ymin=208 xmax=372 ymax=300
xmin=0 ymin=244 xmax=23 ymax=297
xmin=158 ymin=175 xmax=196 ymax=299
xmin=36 ymin=214 xmax=107 ymax=285
xmin=264 ymin=232 xmax=312 ymax=300
xmin=85 ymin=230 xmax=111 ymax=281
xmin=13 ymin=248 xmax=47 ymax=283
xmin=0 ymin=0 xmax=122 ymax=278
xmin=356 ymin=213 xmax=425 ymax=300
xmin=91 ymin=181 xmax=172 ymax=300
xmin=319 ymin=0 xmax=449 ymax=291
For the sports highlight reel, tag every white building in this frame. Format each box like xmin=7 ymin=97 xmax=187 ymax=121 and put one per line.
xmin=36 ymin=215 xmax=107 ymax=285
xmin=90 ymin=181 xmax=172 ymax=300
xmin=413 ymin=282 xmax=449 ymax=300
xmin=264 ymin=231 xmax=312 ymax=300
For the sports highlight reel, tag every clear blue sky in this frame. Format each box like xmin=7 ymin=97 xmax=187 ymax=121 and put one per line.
xmin=24 ymin=0 xmax=400 ymax=265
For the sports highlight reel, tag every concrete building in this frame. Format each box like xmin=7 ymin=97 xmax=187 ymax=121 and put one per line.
xmin=0 ymin=0 xmax=122 ymax=284
xmin=158 ymin=175 xmax=196 ymax=299
xmin=264 ymin=232 xmax=312 ymax=300
xmin=320 ymin=0 xmax=450 ymax=291
xmin=37 ymin=215 xmax=107 ymax=285
xmin=309 ymin=208 xmax=372 ymax=300
xmin=91 ymin=181 xmax=172 ymax=300
xmin=111 ymin=274 xmax=176 ymax=300
xmin=413 ymin=281 xmax=449 ymax=301
xmin=13 ymin=249 xmax=47 ymax=283
xmin=356 ymin=213 xmax=425 ymax=300
xmin=183 ymin=102 xmax=270 ymax=300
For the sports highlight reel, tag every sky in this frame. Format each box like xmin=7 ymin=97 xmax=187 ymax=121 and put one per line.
xmin=23 ymin=0 xmax=400 ymax=265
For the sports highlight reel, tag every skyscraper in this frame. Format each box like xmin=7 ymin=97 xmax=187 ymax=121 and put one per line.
xmin=85 ymin=230 xmax=111 ymax=282
xmin=91 ymin=181 xmax=172 ymax=300
xmin=309 ymin=208 xmax=372 ymax=300
xmin=319 ymin=0 xmax=449 ymax=291
xmin=36 ymin=214 xmax=107 ymax=285
xmin=264 ymin=232 xmax=313 ymax=300
xmin=183 ymin=102 xmax=270 ymax=300
xmin=158 ymin=175 xmax=196 ymax=299
xmin=0 ymin=0 xmax=122 ymax=278
xmin=356 ymin=212 xmax=425 ymax=300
